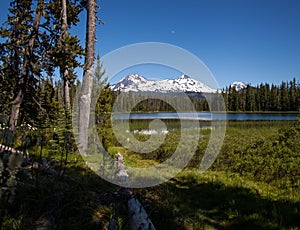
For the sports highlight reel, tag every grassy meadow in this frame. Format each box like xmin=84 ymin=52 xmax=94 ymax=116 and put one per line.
xmin=1 ymin=120 xmax=300 ymax=229
xmin=113 ymin=119 xmax=300 ymax=229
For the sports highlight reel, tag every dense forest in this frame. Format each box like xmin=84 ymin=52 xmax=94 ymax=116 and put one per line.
xmin=0 ymin=0 xmax=114 ymax=147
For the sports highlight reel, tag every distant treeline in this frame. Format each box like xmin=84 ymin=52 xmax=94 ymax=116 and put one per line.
xmin=224 ymin=78 xmax=300 ymax=111
xmin=113 ymin=78 xmax=300 ymax=112
xmin=112 ymin=92 xmax=209 ymax=112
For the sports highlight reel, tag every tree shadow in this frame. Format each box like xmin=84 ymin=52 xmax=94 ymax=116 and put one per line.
xmin=2 ymin=160 xmax=118 ymax=230
xmin=140 ymin=174 xmax=300 ymax=230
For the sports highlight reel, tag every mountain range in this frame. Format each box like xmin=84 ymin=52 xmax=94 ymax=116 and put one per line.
xmin=111 ymin=74 xmax=217 ymax=93
xmin=110 ymin=74 xmax=247 ymax=93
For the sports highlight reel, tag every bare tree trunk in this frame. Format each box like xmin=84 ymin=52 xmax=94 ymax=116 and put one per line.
xmin=9 ymin=90 xmax=23 ymax=135
xmin=61 ymin=0 xmax=71 ymax=111
xmin=63 ymin=68 xmax=71 ymax=110
xmin=8 ymin=0 xmax=42 ymax=135
xmin=78 ymin=0 xmax=96 ymax=155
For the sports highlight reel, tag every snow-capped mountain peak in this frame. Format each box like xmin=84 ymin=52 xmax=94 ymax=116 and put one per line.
xmin=231 ymin=81 xmax=247 ymax=91
xmin=112 ymin=74 xmax=149 ymax=92
xmin=111 ymin=74 xmax=216 ymax=93
xmin=121 ymin=73 xmax=148 ymax=84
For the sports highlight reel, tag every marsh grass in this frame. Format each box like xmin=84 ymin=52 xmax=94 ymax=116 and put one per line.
xmin=120 ymin=120 xmax=300 ymax=229
xmin=139 ymin=169 xmax=300 ymax=229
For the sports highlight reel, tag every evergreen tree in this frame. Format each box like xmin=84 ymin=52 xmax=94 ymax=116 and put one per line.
xmin=45 ymin=0 xmax=84 ymax=112
xmin=228 ymin=86 xmax=238 ymax=111
xmin=245 ymin=85 xmax=253 ymax=111
xmin=0 ymin=0 xmax=45 ymax=142
xmin=280 ymin=81 xmax=289 ymax=111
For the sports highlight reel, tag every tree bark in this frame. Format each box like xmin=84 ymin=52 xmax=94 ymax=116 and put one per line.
xmin=61 ymin=0 xmax=71 ymax=111
xmin=9 ymin=90 xmax=23 ymax=136
xmin=78 ymin=0 xmax=96 ymax=155
xmin=63 ymin=68 xmax=71 ymax=110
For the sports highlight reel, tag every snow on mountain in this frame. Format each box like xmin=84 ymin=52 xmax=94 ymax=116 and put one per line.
xmin=112 ymin=74 xmax=149 ymax=92
xmin=230 ymin=81 xmax=247 ymax=91
xmin=111 ymin=74 xmax=216 ymax=93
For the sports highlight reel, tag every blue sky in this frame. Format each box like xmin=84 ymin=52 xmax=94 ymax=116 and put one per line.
xmin=1 ymin=0 xmax=300 ymax=88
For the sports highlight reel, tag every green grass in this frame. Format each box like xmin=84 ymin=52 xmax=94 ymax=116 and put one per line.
xmin=121 ymin=120 xmax=300 ymax=229
xmin=111 ymin=146 xmax=158 ymax=168
xmin=1 ymin=120 xmax=299 ymax=229
xmin=139 ymin=169 xmax=300 ymax=229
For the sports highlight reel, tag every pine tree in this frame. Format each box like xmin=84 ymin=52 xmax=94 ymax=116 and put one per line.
xmin=0 ymin=0 xmax=46 ymax=143
xmin=280 ymin=81 xmax=289 ymax=111
xmin=245 ymin=85 xmax=253 ymax=111
xmin=228 ymin=86 xmax=238 ymax=111
xmin=45 ymin=0 xmax=84 ymax=112
xmin=289 ymin=78 xmax=297 ymax=111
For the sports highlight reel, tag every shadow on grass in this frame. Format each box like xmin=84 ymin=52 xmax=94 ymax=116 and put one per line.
xmin=140 ymin=173 xmax=300 ymax=230
xmin=2 ymin=162 xmax=118 ymax=230
xmin=2 ymin=156 xmax=300 ymax=230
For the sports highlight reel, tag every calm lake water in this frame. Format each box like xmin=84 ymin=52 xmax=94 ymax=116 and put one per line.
xmin=113 ymin=112 xmax=299 ymax=121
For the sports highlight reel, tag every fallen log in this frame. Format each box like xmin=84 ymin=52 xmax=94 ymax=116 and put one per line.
xmin=128 ymin=196 xmax=155 ymax=230
xmin=0 ymin=144 xmax=79 ymax=182
xmin=0 ymin=144 xmax=26 ymax=156
xmin=115 ymin=152 xmax=156 ymax=230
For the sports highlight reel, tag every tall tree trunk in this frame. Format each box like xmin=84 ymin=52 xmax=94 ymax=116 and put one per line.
xmin=78 ymin=0 xmax=97 ymax=155
xmin=61 ymin=0 xmax=71 ymax=111
xmin=63 ymin=68 xmax=71 ymax=110
xmin=8 ymin=0 xmax=42 ymax=136
xmin=8 ymin=89 xmax=23 ymax=144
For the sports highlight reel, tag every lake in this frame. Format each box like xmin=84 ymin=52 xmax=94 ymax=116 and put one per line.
xmin=112 ymin=112 xmax=299 ymax=121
